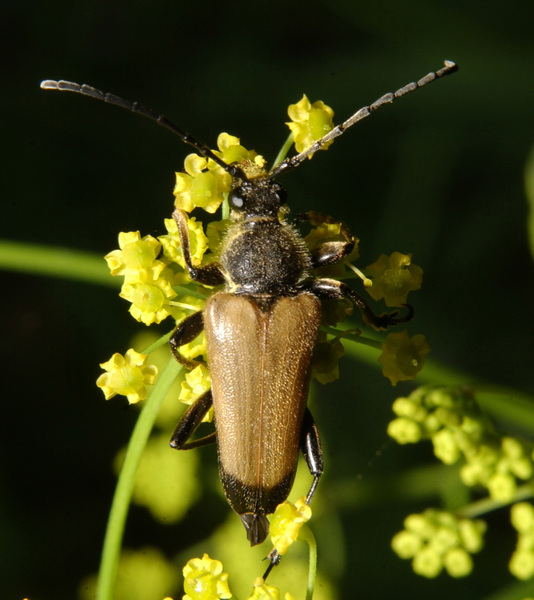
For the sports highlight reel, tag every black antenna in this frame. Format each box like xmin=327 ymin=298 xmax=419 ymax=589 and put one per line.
xmin=268 ymin=60 xmax=458 ymax=179
xmin=41 ymin=61 xmax=457 ymax=184
xmin=39 ymin=79 xmax=241 ymax=177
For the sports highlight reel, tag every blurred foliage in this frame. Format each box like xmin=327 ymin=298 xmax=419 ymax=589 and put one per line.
xmin=2 ymin=1 xmax=534 ymax=599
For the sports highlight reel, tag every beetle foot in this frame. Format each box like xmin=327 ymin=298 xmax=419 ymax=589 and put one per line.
xmin=262 ymin=548 xmax=282 ymax=581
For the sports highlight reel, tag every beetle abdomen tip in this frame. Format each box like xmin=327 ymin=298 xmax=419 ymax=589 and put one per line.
xmin=240 ymin=512 xmax=270 ymax=546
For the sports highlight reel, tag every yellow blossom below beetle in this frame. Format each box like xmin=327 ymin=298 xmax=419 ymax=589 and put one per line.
xmin=269 ymin=497 xmax=312 ymax=556
xmin=182 ymin=554 xmax=231 ymax=600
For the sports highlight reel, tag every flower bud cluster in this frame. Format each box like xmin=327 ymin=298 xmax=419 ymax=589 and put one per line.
xmin=509 ymin=502 xmax=534 ymax=580
xmin=391 ymin=508 xmax=486 ymax=578
xmin=388 ymin=387 xmax=534 ymax=502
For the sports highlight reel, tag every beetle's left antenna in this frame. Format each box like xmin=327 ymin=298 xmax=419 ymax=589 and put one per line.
xmin=40 ymin=79 xmax=239 ymax=176
xmin=269 ymin=60 xmax=458 ymax=179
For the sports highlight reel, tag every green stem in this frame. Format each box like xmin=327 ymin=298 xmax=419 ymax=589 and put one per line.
xmin=456 ymin=485 xmax=534 ymax=520
xmin=96 ymin=357 xmax=182 ymax=600
xmin=0 ymin=240 xmax=117 ymax=286
xmin=272 ymin=133 xmax=295 ymax=168
xmin=298 ymin=525 xmax=317 ymax=600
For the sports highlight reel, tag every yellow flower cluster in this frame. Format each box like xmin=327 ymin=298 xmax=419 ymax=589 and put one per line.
xmin=96 ymin=93 xmax=427 ymax=416
xmin=388 ymin=386 xmax=534 ymax=502
xmin=105 ymin=222 xmax=208 ymax=327
xmin=180 ymin=500 xmax=309 ymax=600
xmin=182 ymin=553 xmax=297 ymax=600
xmin=510 ymin=502 xmax=534 ymax=580
xmin=392 ymin=509 xmax=486 ymax=578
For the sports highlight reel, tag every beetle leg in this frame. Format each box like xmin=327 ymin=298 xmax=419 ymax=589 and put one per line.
xmin=173 ymin=209 xmax=226 ymax=286
xmin=306 ymin=277 xmax=413 ymax=330
xmin=263 ymin=409 xmax=323 ymax=581
xmin=169 ymin=310 xmax=206 ymax=369
xmin=297 ymin=210 xmax=355 ymax=268
xmin=300 ymin=408 xmax=324 ymax=505
xmin=169 ymin=390 xmax=216 ymax=450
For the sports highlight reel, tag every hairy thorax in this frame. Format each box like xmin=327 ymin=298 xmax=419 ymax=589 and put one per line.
xmin=219 ymin=219 xmax=311 ymax=296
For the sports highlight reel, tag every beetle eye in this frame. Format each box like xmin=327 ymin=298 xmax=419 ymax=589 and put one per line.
xmin=229 ymin=188 xmax=245 ymax=210
xmin=274 ymin=184 xmax=287 ymax=206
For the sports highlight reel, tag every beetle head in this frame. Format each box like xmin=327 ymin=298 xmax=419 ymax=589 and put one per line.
xmin=228 ymin=178 xmax=287 ymax=220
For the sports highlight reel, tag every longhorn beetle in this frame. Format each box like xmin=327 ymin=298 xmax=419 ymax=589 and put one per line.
xmin=41 ymin=60 xmax=457 ymax=566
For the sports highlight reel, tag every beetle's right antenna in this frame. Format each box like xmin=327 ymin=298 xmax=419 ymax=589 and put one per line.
xmin=40 ymin=79 xmax=242 ymax=177
xmin=269 ymin=60 xmax=458 ymax=179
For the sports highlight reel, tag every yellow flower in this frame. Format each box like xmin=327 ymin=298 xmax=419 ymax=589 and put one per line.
xmin=159 ymin=216 xmax=210 ymax=271
xmin=304 ymin=222 xmax=359 ymax=260
xmin=269 ymin=497 xmax=312 ymax=555
xmin=365 ymin=252 xmax=423 ymax=306
xmin=97 ymin=349 xmax=158 ymax=403
xmin=120 ymin=276 xmax=177 ymax=325
xmin=247 ymin=580 xmax=296 ymax=600
xmin=174 ymin=154 xmax=230 ymax=214
xmin=379 ymin=331 xmax=431 ymax=385
xmin=509 ymin=549 xmax=534 ymax=580
xmin=182 ymin=554 xmax=231 ymax=600
xmin=511 ymin=502 xmax=534 ymax=533
xmin=179 ymin=364 xmax=213 ymax=422
xmin=105 ymin=231 xmax=165 ymax=282
xmin=215 ymin=132 xmax=265 ymax=170
xmin=286 ymin=95 xmax=334 ymax=155
xmin=174 ymin=134 xmax=264 ymax=214
xmin=387 ymin=417 xmax=423 ymax=444
xmin=487 ymin=472 xmax=517 ymax=502
xmin=310 ymin=332 xmax=344 ymax=384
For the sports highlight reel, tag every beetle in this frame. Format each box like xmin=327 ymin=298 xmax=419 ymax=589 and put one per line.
xmin=41 ymin=60 xmax=457 ymax=553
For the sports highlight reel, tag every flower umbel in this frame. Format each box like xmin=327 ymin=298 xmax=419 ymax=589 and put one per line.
xmin=97 ymin=349 xmax=158 ymax=404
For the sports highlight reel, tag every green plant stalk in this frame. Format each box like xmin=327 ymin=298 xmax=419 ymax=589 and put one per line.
xmin=298 ymin=525 xmax=317 ymax=600
xmin=0 ymin=240 xmax=117 ymax=286
xmin=456 ymin=484 xmax=534 ymax=520
xmin=272 ymin=132 xmax=294 ymax=168
xmin=96 ymin=357 xmax=182 ymax=600
xmin=342 ymin=331 xmax=534 ymax=433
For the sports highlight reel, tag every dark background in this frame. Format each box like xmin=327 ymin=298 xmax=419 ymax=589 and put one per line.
xmin=2 ymin=1 xmax=534 ymax=599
